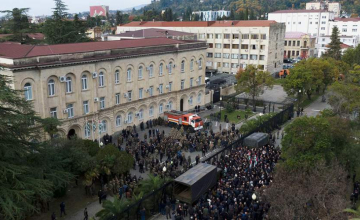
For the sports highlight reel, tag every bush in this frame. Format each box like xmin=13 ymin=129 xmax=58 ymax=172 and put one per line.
xmin=225 ymin=102 xmax=235 ymax=113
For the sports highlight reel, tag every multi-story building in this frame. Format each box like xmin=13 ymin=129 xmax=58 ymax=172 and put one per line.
xmin=0 ymin=38 xmax=207 ymax=139
xmin=192 ymin=10 xmax=231 ymax=21
xmin=117 ymin=21 xmax=286 ymax=75
xmin=306 ymin=1 xmax=341 ymax=17
xmin=329 ymin=17 xmax=360 ymax=37
xmin=284 ymin=32 xmax=316 ymax=59
xmin=317 ymin=35 xmax=358 ymax=57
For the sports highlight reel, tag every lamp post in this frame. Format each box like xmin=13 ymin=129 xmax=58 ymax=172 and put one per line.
xmin=219 ymin=96 xmax=223 ymax=122
xmin=252 ymin=193 xmax=257 ymax=201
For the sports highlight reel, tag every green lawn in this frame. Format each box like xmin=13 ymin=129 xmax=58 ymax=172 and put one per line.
xmin=205 ymin=110 xmax=255 ymax=123
xmin=299 ymin=93 xmax=322 ymax=108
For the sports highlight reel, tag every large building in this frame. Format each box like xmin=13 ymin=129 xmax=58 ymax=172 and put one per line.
xmin=306 ymin=1 xmax=341 ymax=17
xmin=329 ymin=17 xmax=360 ymax=37
xmin=284 ymin=32 xmax=316 ymax=59
xmin=192 ymin=10 xmax=231 ymax=21
xmin=0 ymin=39 xmax=207 ymax=139
xmin=317 ymin=35 xmax=358 ymax=57
xmin=117 ymin=21 xmax=286 ymax=75
xmin=90 ymin=5 xmax=109 ymax=17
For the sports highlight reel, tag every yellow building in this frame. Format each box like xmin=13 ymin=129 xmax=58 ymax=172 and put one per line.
xmin=284 ymin=32 xmax=316 ymax=59
xmin=0 ymin=39 xmax=207 ymax=139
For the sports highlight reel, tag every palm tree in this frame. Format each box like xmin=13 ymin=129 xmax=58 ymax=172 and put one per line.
xmin=96 ymin=197 xmax=131 ymax=220
xmin=344 ymin=207 xmax=360 ymax=220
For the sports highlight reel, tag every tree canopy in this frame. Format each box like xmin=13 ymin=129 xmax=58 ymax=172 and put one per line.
xmin=325 ymin=26 xmax=342 ymax=60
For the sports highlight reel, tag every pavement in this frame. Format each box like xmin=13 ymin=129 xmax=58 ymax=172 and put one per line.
xmin=236 ymin=85 xmax=288 ymax=104
xmin=65 ymin=94 xmax=331 ymax=220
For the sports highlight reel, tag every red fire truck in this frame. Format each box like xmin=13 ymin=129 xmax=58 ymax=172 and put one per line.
xmin=164 ymin=110 xmax=204 ymax=131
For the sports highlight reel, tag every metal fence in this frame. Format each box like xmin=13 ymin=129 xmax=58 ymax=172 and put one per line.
xmin=113 ymin=103 xmax=294 ymax=220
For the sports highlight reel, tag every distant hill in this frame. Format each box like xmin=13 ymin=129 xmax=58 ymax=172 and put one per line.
xmin=121 ymin=4 xmax=149 ymax=12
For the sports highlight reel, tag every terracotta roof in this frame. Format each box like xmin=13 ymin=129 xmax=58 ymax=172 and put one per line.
xmin=0 ymin=38 xmax=191 ymax=59
xmin=270 ymin=9 xmax=326 ymax=13
xmin=120 ymin=20 xmax=278 ymax=28
xmin=111 ymin=28 xmax=195 ymax=38
xmin=334 ymin=17 xmax=360 ymax=22
xmin=285 ymin=32 xmax=308 ymax=39
xmin=325 ymin=43 xmax=352 ymax=49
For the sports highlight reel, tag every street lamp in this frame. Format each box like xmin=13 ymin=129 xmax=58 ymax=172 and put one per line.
xmin=219 ymin=96 xmax=223 ymax=122
xmin=163 ymin=166 xmax=167 ymax=173
xmin=252 ymin=193 xmax=257 ymax=200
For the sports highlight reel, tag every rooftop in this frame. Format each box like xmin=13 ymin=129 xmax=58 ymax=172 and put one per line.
xmin=334 ymin=17 xmax=360 ymax=22
xmin=110 ymin=28 xmax=195 ymax=38
xmin=120 ymin=20 xmax=278 ymax=28
xmin=270 ymin=9 xmax=327 ymax=13
xmin=0 ymin=37 xmax=192 ymax=59
xmin=285 ymin=32 xmax=311 ymax=39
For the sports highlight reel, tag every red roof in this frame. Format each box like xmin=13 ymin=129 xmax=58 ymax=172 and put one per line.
xmin=112 ymin=28 xmax=194 ymax=38
xmin=270 ymin=9 xmax=326 ymax=13
xmin=120 ymin=20 xmax=278 ymax=28
xmin=334 ymin=17 xmax=360 ymax=22
xmin=325 ymin=43 xmax=352 ymax=49
xmin=0 ymin=38 xmax=192 ymax=59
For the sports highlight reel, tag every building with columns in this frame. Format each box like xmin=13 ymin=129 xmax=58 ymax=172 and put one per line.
xmin=116 ymin=21 xmax=286 ymax=75
xmin=0 ymin=38 xmax=207 ymax=139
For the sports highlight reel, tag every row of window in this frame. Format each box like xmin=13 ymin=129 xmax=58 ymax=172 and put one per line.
xmin=199 ymin=33 xmax=267 ymax=40
xmin=284 ymin=50 xmax=300 ymax=57
xmin=207 ymin=53 xmax=266 ymax=60
xmin=284 ymin=40 xmax=301 ymax=47
xmin=209 ymin=43 xmax=266 ymax=50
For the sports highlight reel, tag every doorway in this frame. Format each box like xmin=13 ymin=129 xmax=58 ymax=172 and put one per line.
xmin=67 ymin=129 xmax=76 ymax=139
xmin=180 ymin=99 xmax=184 ymax=111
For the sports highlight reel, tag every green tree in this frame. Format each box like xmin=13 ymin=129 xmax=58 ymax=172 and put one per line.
xmin=325 ymin=26 xmax=342 ymax=60
xmin=115 ymin=11 xmax=123 ymax=25
xmin=236 ymin=65 xmax=274 ymax=111
xmin=42 ymin=117 xmax=62 ymax=139
xmin=0 ymin=8 xmax=29 ymax=41
xmin=342 ymin=44 xmax=360 ymax=67
xmin=96 ymin=197 xmax=131 ymax=220
xmin=52 ymin=0 xmax=68 ymax=20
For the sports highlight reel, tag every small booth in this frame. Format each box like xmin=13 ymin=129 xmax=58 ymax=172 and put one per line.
xmin=244 ymin=132 xmax=269 ymax=148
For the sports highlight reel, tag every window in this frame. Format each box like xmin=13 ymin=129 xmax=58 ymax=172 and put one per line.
xmin=168 ymin=62 xmax=173 ymax=74
xmin=197 ymin=76 xmax=202 ymax=86
xmin=241 ymin=54 xmax=248 ymax=60
xmin=83 ymin=101 xmax=89 ymax=114
xmin=206 ymin=53 xmax=213 ymax=58
xmin=223 ymin=44 xmax=230 ymax=49
xmin=127 ymin=112 xmax=133 ymax=123
xmin=260 ymin=45 xmax=265 ymax=50
xmin=342 ymin=28 xmax=347 ymax=32
xmin=223 ymin=53 xmax=230 ymax=59
xmin=251 ymin=45 xmax=258 ymax=50
xmin=310 ymin=22 xmax=313 ymax=24
xmin=50 ymin=107 xmax=57 ymax=118
xmin=231 ymin=63 xmax=239 ymax=68
xmin=159 ymin=63 xmax=163 ymax=76
xmin=139 ymin=88 xmax=143 ymax=99
xmin=48 ymin=79 xmax=55 ymax=96
xmin=169 ymin=82 xmax=172 ymax=92
xmin=293 ymin=41 xmax=296 ymax=46
xmin=296 ymin=51 xmax=300 ymax=56
xmin=65 ymin=77 xmax=72 ymax=93
xmin=261 ymin=34 xmax=266 ymax=39
xmin=298 ymin=22 xmax=301 ymax=24
xmin=100 ymin=120 xmax=107 ymax=133
xmin=224 ymin=34 xmax=230 ymax=39
xmin=284 ymin=41 xmax=287 ymax=46
xmin=189 ymin=96 xmax=193 ymax=105
xmin=222 ymin=62 xmax=229 ymax=68
xmin=242 ymin=34 xmax=249 ymax=39
xmin=149 ymin=86 xmax=154 ymax=96
xmin=207 ymin=34 xmax=213 ymax=39
xmin=321 ymin=27 xmax=325 ymax=30
xmin=127 ymin=68 xmax=132 ymax=82
xmin=233 ymin=34 xmax=239 ymax=39
xmin=215 ymin=43 xmax=222 ymax=48
xmin=250 ymin=55 xmax=258 ymax=60
xmin=215 ymin=34 xmax=221 ymax=39
xmin=231 ymin=54 xmax=239 ymax=59
xmin=322 ymin=15 xmax=326 ymax=18
xmin=116 ymin=115 xmax=122 ymax=127
xmin=297 ymin=41 xmax=300 ymax=46
xmin=149 ymin=106 xmax=154 ymax=117
xmin=190 ymin=78 xmax=193 ymax=87
xmin=100 ymin=97 xmax=105 ymax=109
xmin=321 ymin=21 xmax=326 ymax=24
xmin=85 ymin=124 xmax=91 ymax=138
xmin=115 ymin=70 xmax=120 ymax=84
xmin=208 ymin=43 xmax=213 ymax=48
xmin=127 ymin=91 xmax=132 ymax=101
xmin=115 ymin=93 xmax=120 ymax=105
xmin=259 ymin=55 xmax=265 ymax=60
xmin=168 ymin=101 xmax=173 ymax=110
xmin=138 ymin=66 xmax=143 ymax=80
xmin=251 ymin=34 xmax=259 ymax=39
xmin=197 ymin=93 xmax=202 ymax=103
xmin=149 ymin=65 xmax=154 ymax=78
xmin=81 ymin=75 xmax=88 ymax=90
xmin=214 ymin=53 xmax=221 ymax=58
xmin=353 ymin=29 xmax=358 ymax=32
xmin=138 ymin=109 xmax=144 ymax=120
xmin=292 ymin=51 xmax=295 ymax=56
xmin=67 ymin=103 xmax=74 ymax=118
xmin=181 ymin=80 xmax=185 ymax=90
xmin=159 ymin=84 xmax=163 ymax=94
xmin=198 ymin=58 xmax=202 ymax=69
xmin=232 ymin=44 xmax=239 ymax=49
xmin=241 ymin=44 xmax=249 ymax=49
xmin=199 ymin=33 xmax=205 ymax=39
xmin=99 ymin=72 xmax=104 ymax=87
xmin=181 ymin=60 xmax=185 ymax=73
xmin=159 ymin=103 xmax=164 ymax=114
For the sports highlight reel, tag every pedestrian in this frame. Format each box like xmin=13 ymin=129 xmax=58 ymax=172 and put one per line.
xmin=166 ymin=204 xmax=171 ymax=219
xmin=51 ymin=212 xmax=56 ymax=220
xmin=140 ymin=207 xmax=146 ymax=220
xmin=277 ymin=130 xmax=280 ymax=139
xmin=84 ymin=207 xmax=88 ymax=220
xmin=281 ymin=131 xmax=285 ymax=139
xmin=60 ymin=202 xmax=66 ymax=217
xmin=98 ymin=190 xmax=103 ymax=204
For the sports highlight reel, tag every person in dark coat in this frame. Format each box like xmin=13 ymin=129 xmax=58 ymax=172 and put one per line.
xmin=60 ymin=202 xmax=66 ymax=217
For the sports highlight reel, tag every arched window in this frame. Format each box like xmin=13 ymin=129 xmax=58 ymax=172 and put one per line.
xmin=138 ymin=109 xmax=144 ymax=120
xmin=138 ymin=66 xmax=143 ymax=79
xmin=159 ymin=103 xmax=164 ymax=114
xmin=100 ymin=120 xmax=107 ymax=133
xmin=127 ymin=68 xmax=132 ymax=82
xmin=81 ymin=75 xmax=88 ymax=90
xmin=84 ymin=123 xmax=91 ymax=138
xmin=24 ymin=83 xmax=32 ymax=100
xmin=127 ymin=112 xmax=133 ymax=123
xmin=115 ymin=70 xmax=120 ymax=84
xmin=197 ymin=93 xmax=202 ymax=103
xmin=149 ymin=106 xmax=154 ymax=117
xmin=168 ymin=62 xmax=173 ymax=74
xmin=190 ymin=59 xmax=194 ymax=71
xmin=116 ymin=115 xmax=121 ymax=127
xmin=189 ymin=96 xmax=193 ymax=105
xmin=168 ymin=101 xmax=173 ymax=110
xmin=99 ymin=72 xmax=104 ymax=87
xmin=159 ymin=63 xmax=163 ymax=76
xmin=65 ymin=77 xmax=72 ymax=93
xmin=149 ymin=64 xmax=154 ymax=78
xmin=198 ymin=58 xmax=203 ymax=69
xmin=181 ymin=60 xmax=185 ymax=72
xmin=48 ymin=79 xmax=55 ymax=96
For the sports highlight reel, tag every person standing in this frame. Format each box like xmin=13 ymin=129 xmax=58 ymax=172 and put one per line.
xmin=166 ymin=204 xmax=171 ymax=219
xmin=98 ymin=190 xmax=103 ymax=204
xmin=84 ymin=207 xmax=88 ymax=220
xmin=60 ymin=202 xmax=66 ymax=217
xmin=51 ymin=212 xmax=56 ymax=220
xmin=140 ymin=207 xmax=146 ymax=220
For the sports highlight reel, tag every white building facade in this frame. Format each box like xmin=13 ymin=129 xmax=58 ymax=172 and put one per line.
xmin=117 ymin=21 xmax=286 ymax=75
xmin=317 ymin=35 xmax=359 ymax=57
xmin=329 ymin=18 xmax=360 ymax=37
xmin=306 ymin=1 xmax=341 ymax=17
xmin=192 ymin=10 xmax=231 ymax=21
